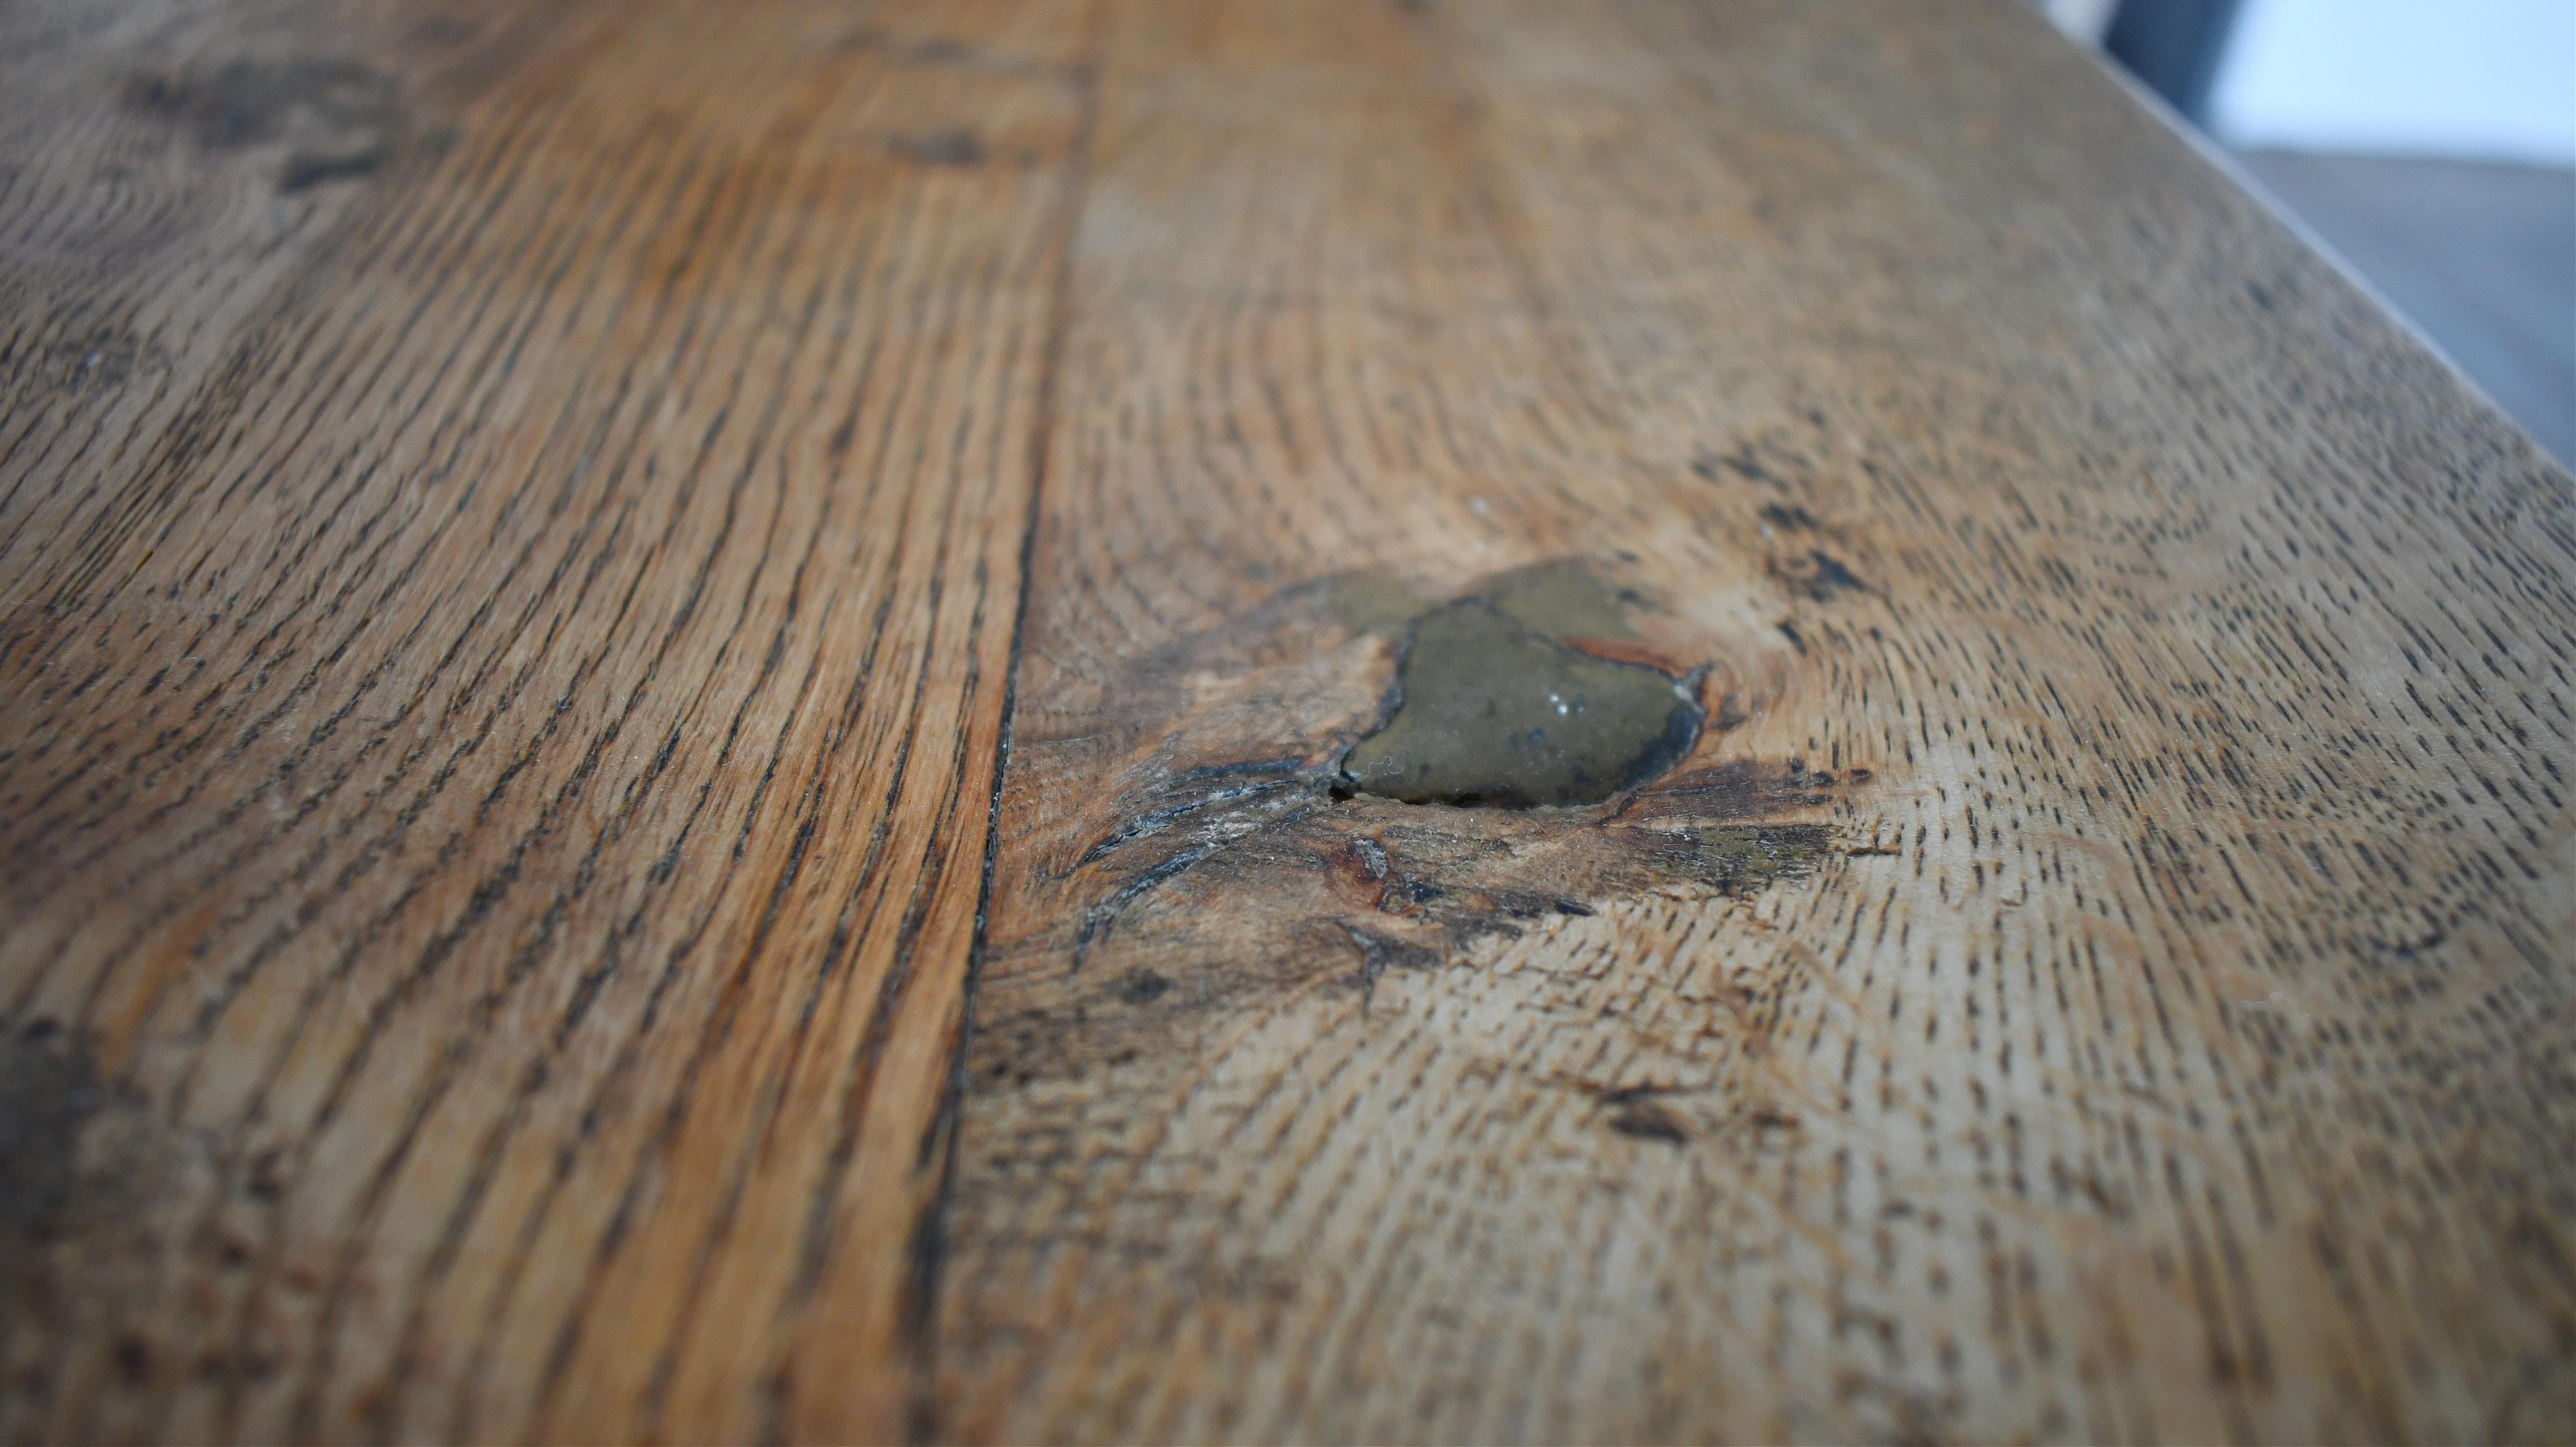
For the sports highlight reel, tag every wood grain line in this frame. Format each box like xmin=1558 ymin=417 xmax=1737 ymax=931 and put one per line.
xmin=932 ymin=0 xmax=2576 ymax=1441
xmin=4 ymin=0 xmax=2571 ymax=1442
xmin=1 ymin=1 xmax=1087 ymax=1440
xmin=903 ymin=2 xmax=1112 ymax=1441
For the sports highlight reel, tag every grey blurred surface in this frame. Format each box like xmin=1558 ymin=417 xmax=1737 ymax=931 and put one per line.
xmin=2235 ymin=149 xmax=2575 ymax=466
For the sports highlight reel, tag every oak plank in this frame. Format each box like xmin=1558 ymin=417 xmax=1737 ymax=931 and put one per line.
xmin=0 ymin=0 xmax=1085 ymax=1440
xmin=937 ymin=0 xmax=2576 ymax=1442
xmin=4 ymin=0 xmax=2572 ymax=1442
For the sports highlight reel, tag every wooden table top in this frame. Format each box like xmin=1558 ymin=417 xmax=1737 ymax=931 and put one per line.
xmin=3 ymin=0 xmax=2570 ymax=1441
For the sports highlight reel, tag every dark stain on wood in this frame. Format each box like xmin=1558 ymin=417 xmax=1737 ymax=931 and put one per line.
xmin=123 ymin=56 xmax=399 ymax=150
xmin=0 ymin=1020 xmax=107 ymax=1252
xmin=1606 ymin=1099 xmax=1691 ymax=1144
xmin=1114 ymin=968 xmax=1172 ymax=1005
xmin=0 ymin=1017 xmax=171 ymax=1370
xmin=891 ymin=34 xmax=1072 ymax=80
xmin=1773 ymin=549 xmax=1868 ymax=602
xmin=991 ymin=768 xmax=1836 ymax=1088
xmin=1693 ymin=439 xmax=1783 ymax=489
xmin=278 ymin=144 xmax=391 ymax=193
xmin=891 ymin=127 xmax=985 ymax=167
xmin=123 ymin=55 xmax=410 ymax=197
xmin=971 ymin=560 xmax=1845 ymax=1090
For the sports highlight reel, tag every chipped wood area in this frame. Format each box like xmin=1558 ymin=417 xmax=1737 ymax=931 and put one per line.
xmin=0 ymin=0 xmax=2571 ymax=1443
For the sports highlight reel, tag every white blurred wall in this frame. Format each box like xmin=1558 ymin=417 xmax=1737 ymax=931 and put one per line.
xmin=2039 ymin=0 xmax=2119 ymax=43
xmin=2212 ymin=0 xmax=2576 ymax=162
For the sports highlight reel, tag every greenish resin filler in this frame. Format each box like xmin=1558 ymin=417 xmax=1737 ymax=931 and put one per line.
xmin=1341 ymin=570 xmax=1703 ymax=808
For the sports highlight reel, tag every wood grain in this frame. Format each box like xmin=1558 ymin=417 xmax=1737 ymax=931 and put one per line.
xmin=933 ymin=0 xmax=2576 ymax=1442
xmin=0 ymin=0 xmax=2570 ymax=1443
xmin=0 ymin=0 xmax=1086 ymax=1440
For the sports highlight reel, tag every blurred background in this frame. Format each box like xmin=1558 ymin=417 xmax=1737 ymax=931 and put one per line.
xmin=2043 ymin=0 xmax=2574 ymax=465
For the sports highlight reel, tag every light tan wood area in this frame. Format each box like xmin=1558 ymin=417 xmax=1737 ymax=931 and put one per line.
xmin=2 ymin=0 xmax=2570 ymax=1442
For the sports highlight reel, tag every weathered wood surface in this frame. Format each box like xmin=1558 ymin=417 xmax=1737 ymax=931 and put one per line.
xmin=0 ymin=0 xmax=1077 ymax=1439
xmin=2 ymin=0 xmax=2571 ymax=1442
